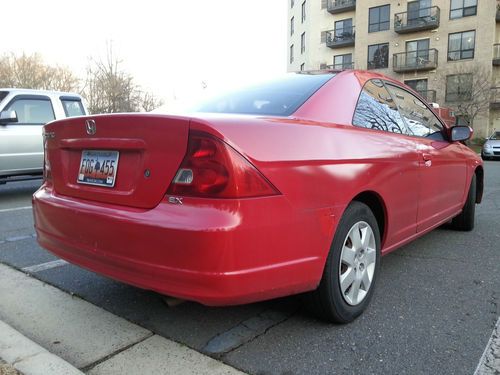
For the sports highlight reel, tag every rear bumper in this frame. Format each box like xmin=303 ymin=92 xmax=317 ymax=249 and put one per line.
xmin=33 ymin=186 xmax=332 ymax=305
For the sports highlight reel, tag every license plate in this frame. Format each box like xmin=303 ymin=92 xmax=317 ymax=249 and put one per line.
xmin=77 ymin=150 xmax=119 ymax=187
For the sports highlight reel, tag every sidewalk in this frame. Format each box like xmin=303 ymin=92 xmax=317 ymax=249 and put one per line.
xmin=0 ymin=263 xmax=246 ymax=375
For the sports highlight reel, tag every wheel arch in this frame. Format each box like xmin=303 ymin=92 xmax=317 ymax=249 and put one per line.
xmin=351 ymin=191 xmax=387 ymax=248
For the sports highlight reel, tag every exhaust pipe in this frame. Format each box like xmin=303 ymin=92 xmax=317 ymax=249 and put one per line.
xmin=162 ymin=296 xmax=186 ymax=307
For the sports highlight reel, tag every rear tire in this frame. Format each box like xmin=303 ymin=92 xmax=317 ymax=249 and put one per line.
xmin=451 ymin=174 xmax=476 ymax=231
xmin=305 ymin=201 xmax=381 ymax=323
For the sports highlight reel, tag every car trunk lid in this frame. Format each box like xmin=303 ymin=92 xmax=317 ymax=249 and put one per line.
xmin=44 ymin=114 xmax=189 ymax=209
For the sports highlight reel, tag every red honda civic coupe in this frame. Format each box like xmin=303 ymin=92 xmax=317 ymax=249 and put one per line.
xmin=33 ymin=70 xmax=483 ymax=323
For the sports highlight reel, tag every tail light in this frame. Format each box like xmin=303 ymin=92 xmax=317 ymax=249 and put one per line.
xmin=43 ymin=137 xmax=52 ymax=183
xmin=167 ymin=131 xmax=279 ymax=198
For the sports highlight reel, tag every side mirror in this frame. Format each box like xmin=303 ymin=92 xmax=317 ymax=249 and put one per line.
xmin=451 ymin=125 xmax=472 ymax=142
xmin=0 ymin=110 xmax=18 ymax=124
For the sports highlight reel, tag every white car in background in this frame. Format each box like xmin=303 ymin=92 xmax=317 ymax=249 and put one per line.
xmin=0 ymin=89 xmax=88 ymax=183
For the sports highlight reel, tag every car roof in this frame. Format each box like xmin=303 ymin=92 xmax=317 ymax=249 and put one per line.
xmin=0 ymin=88 xmax=82 ymax=98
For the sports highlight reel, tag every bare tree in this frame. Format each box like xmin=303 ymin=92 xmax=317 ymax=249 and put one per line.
xmin=82 ymin=47 xmax=164 ymax=114
xmin=0 ymin=52 xmax=79 ymax=92
xmin=437 ymin=64 xmax=492 ymax=129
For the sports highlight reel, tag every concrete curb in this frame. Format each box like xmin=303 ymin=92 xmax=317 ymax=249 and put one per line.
xmin=0 ymin=263 xmax=246 ymax=374
xmin=0 ymin=320 xmax=83 ymax=375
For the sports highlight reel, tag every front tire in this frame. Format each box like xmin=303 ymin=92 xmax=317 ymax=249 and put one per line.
xmin=306 ymin=201 xmax=381 ymax=323
xmin=451 ymin=174 xmax=476 ymax=231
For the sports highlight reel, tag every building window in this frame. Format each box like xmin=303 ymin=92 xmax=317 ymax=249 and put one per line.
xmin=368 ymin=43 xmax=389 ymax=69
xmin=301 ymin=1 xmax=306 ymax=23
xmin=405 ymin=79 xmax=428 ymax=93
xmin=290 ymin=45 xmax=294 ymax=64
xmin=448 ymin=30 xmax=475 ymax=61
xmin=300 ymin=63 xmax=305 ymax=71
xmin=450 ymin=0 xmax=477 ymax=19
xmin=405 ymin=39 xmax=430 ymax=66
xmin=407 ymin=0 xmax=432 ymax=23
xmin=333 ymin=54 xmax=353 ymax=69
xmin=291 ymin=0 xmax=295 ymax=8
xmin=301 ymin=32 xmax=306 ymax=53
xmin=290 ymin=17 xmax=294 ymax=36
xmin=446 ymin=74 xmax=473 ymax=102
xmin=369 ymin=5 xmax=390 ymax=33
xmin=334 ymin=18 xmax=353 ymax=40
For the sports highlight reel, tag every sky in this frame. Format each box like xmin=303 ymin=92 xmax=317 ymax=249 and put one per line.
xmin=3 ymin=0 xmax=287 ymax=106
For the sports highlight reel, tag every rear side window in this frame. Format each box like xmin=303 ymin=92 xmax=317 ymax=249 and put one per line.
xmin=191 ymin=73 xmax=334 ymax=116
xmin=4 ymin=98 xmax=55 ymax=125
xmin=61 ymin=98 xmax=85 ymax=117
xmin=352 ymin=79 xmax=408 ymax=134
xmin=386 ymin=84 xmax=444 ymax=139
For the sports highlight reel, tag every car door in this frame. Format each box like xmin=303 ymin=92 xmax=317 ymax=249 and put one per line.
xmin=352 ymin=79 xmax=420 ymax=246
xmin=386 ymin=84 xmax=467 ymax=231
xmin=0 ymin=95 xmax=56 ymax=175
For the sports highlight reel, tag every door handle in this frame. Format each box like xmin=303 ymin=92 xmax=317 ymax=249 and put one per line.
xmin=421 ymin=153 xmax=432 ymax=167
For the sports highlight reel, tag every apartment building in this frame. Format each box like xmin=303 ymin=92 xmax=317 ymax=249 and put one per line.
xmin=287 ymin=0 xmax=499 ymax=138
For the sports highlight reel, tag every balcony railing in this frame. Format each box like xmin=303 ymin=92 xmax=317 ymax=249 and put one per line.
xmin=491 ymin=87 xmax=500 ymax=109
xmin=494 ymin=44 xmax=500 ymax=66
xmin=326 ymin=26 xmax=355 ymax=48
xmin=416 ymin=90 xmax=437 ymax=103
xmin=325 ymin=62 xmax=354 ymax=70
xmin=327 ymin=0 xmax=356 ymax=14
xmin=394 ymin=6 xmax=440 ymax=34
xmin=393 ymin=49 xmax=438 ymax=73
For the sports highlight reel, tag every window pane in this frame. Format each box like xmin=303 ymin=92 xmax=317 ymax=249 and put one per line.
xmin=451 ymin=0 xmax=463 ymax=9
xmin=380 ymin=5 xmax=390 ymax=20
xmin=450 ymin=9 xmax=462 ymax=18
xmin=387 ymin=85 xmax=443 ymax=138
xmin=448 ymin=33 xmax=461 ymax=51
xmin=462 ymin=31 xmax=475 ymax=50
xmin=353 ymin=80 xmax=408 ymax=134
xmin=368 ymin=43 xmax=389 ymax=69
xmin=5 ymin=99 xmax=55 ymax=124
xmin=464 ymin=0 xmax=476 ymax=7
xmin=369 ymin=8 xmax=380 ymax=23
xmin=463 ymin=6 xmax=476 ymax=16
xmin=62 ymin=100 xmax=85 ymax=117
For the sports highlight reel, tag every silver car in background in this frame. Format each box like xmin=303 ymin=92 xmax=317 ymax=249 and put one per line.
xmin=482 ymin=131 xmax=500 ymax=160
xmin=0 ymin=89 xmax=88 ymax=183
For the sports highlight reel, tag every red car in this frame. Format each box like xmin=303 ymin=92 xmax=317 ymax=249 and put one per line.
xmin=33 ymin=71 xmax=483 ymax=323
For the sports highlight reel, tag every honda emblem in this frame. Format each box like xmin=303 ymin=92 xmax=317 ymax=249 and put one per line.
xmin=85 ymin=119 xmax=96 ymax=135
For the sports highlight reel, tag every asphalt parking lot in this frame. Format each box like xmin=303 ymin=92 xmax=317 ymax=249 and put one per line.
xmin=0 ymin=162 xmax=499 ymax=375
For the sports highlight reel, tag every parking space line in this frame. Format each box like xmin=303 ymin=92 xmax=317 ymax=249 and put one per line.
xmin=22 ymin=259 xmax=69 ymax=273
xmin=0 ymin=206 xmax=32 ymax=213
xmin=474 ymin=317 xmax=500 ymax=375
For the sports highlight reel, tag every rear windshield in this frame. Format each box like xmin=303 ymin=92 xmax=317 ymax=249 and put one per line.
xmin=0 ymin=91 xmax=8 ymax=105
xmin=191 ymin=73 xmax=335 ymax=116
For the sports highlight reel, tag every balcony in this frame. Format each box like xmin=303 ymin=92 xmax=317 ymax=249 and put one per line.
xmin=416 ymin=90 xmax=437 ymax=103
xmin=325 ymin=62 xmax=354 ymax=70
xmin=393 ymin=49 xmax=438 ymax=73
xmin=394 ymin=6 xmax=440 ymax=34
xmin=494 ymin=44 xmax=500 ymax=66
xmin=327 ymin=0 xmax=355 ymax=14
xmin=326 ymin=26 xmax=355 ymax=48
xmin=491 ymin=87 xmax=500 ymax=109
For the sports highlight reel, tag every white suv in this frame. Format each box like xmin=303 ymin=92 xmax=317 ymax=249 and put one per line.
xmin=0 ymin=89 xmax=88 ymax=183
